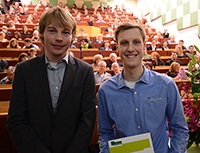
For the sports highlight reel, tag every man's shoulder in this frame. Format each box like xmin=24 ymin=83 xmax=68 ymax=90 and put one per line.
xmin=99 ymin=74 xmax=119 ymax=90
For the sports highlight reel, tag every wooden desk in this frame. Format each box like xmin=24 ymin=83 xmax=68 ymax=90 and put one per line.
xmin=77 ymin=26 xmax=100 ymax=37
xmin=0 ymin=84 xmax=12 ymax=101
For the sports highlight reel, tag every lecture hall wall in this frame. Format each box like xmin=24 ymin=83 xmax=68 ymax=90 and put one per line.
xmin=25 ymin=0 xmax=200 ymax=51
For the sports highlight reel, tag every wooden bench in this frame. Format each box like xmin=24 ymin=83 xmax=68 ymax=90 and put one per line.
xmin=0 ymin=84 xmax=12 ymax=101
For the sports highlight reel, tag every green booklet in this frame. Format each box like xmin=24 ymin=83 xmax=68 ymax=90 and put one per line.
xmin=108 ymin=133 xmax=154 ymax=153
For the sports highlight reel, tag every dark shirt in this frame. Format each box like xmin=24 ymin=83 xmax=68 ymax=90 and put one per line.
xmin=147 ymin=45 xmax=158 ymax=51
xmin=184 ymin=51 xmax=195 ymax=58
xmin=5 ymin=31 xmax=12 ymax=35
xmin=87 ymin=21 xmax=93 ymax=26
xmin=163 ymin=33 xmax=169 ymax=38
xmin=182 ymin=46 xmax=187 ymax=50
xmin=165 ymin=59 xmax=182 ymax=66
xmin=151 ymin=60 xmax=165 ymax=67
xmin=20 ymin=32 xmax=31 ymax=36
xmin=0 ymin=59 xmax=8 ymax=72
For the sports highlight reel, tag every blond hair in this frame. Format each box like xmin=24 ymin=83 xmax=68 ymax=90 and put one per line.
xmin=169 ymin=62 xmax=180 ymax=72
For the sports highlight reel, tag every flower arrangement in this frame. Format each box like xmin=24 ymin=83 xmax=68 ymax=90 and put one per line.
xmin=175 ymin=45 xmax=200 ymax=149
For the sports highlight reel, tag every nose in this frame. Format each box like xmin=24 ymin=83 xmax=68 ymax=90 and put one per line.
xmin=55 ymin=32 xmax=63 ymax=42
xmin=127 ymin=43 xmax=135 ymax=52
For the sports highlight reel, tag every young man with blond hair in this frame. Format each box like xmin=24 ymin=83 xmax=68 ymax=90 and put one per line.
xmin=7 ymin=7 xmax=96 ymax=153
xmin=98 ymin=22 xmax=189 ymax=153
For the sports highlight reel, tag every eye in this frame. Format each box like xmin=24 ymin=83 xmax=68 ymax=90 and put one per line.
xmin=49 ymin=29 xmax=55 ymax=33
xmin=120 ymin=41 xmax=127 ymax=45
xmin=63 ymin=31 xmax=70 ymax=35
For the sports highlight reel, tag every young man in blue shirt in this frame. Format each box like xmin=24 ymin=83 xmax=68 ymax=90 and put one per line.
xmin=98 ymin=22 xmax=189 ymax=153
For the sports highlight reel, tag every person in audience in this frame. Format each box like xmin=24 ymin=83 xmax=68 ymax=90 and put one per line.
xmin=143 ymin=61 xmax=152 ymax=70
xmin=166 ymin=62 xmax=180 ymax=77
xmin=92 ymin=54 xmax=103 ymax=69
xmin=175 ymin=45 xmax=184 ymax=58
xmin=100 ymin=40 xmax=112 ymax=51
xmin=143 ymin=48 xmax=151 ymax=59
xmin=0 ymin=59 xmax=8 ymax=72
xmin=2 ymin=26 xmax=12 ymax=35
xmin=18 ymin=7 xmax=27 ymax=15
xmin=163 ymin=29 xmax=169 ymax=38
xmin=13 ymin=16 xmax=20 ymax=24
xmin=8 ymin=7 xmax=16 ymax=15
xmin=0 ymin=14 xmax=7 ymax=23
xmin=0 ymin=31 xmax=7 ymax=42
xmin=166 ymin=51 xmax=181 ymax=66
xmin=76 ymin=15 xmax=82 ymax=22
xmin=104 ymin=24 xmax=113 ymax=32
xmin=184 ymin=45 xmax=195 ymax=58
xmin=151 ymin=51 xmax=165 ymax=66
xmin=98 ymin=22 xmax=189 ymax=153
xmin=94 ymin=60 xmax=111 ymax=84
xmin=70 ymin=44 xmax=76 ymax=49
xmin=20 ymin=25 xmax=31 ymax=36
xmin=8 ymin=20 xmax=16 ymax=29
xmin=87 ymin=16 xmax=94 ymax=26
xmin=13 ymin=31 xmax=22 ymax=41
xmin=154 ymin=35 xmax=161 ymax=44
xmin=32 ymin=30 xmax=40 ymax=41
xmin=107 ymin=53 xmax=123 ymax=70
xmin=168 ymin=35 xmax=176 ymax=44
xmin=148 ymin=32 xmax=154 ymax=40
xmin=84 ymin=34 xmax=92 ymax=43
xmin=28 ymin=48 xmax=37 ymax=58
xmin=106 ymin=29 xmax=114 ymax=37
xmin=0 ymin=66 xmax=15 ymax=84
xmin=179 ymin=40 xmax=187 ymax=50
xmin=79 ymin=38 xmax=93 ymax=50
xmin=25 ymin=17 xmax=34 ymax=24
xmin=94 ymin=34 xmax=104 ymax=43
xmin=147 ymin=38 xmax=158 ymax=51
xmin=156 ymin=31 xmax=163 ymax=38
xmin=18 ymin=52 xmax=28 ymax=62
xmin=7 ymin=38 xmax=21 ymax=49
xmin=96 ymin=16 xmax=105 ymax=23
xmin=161 ymin=40 xmax=171 ymax=50
xmin=0 ymin=4 xmax=5 ymax=14
xmin=111 ymin=62 xmax=121 ymax=75
xmin=77 ymin=28 xmax=86 ymax=37
xmin=6 ymin=7 xmax=96 ymax=153
xmin=23 ymin=38 xmax=39 ymax=49
xmin=4 ymin=0 xmax=10 ymax=11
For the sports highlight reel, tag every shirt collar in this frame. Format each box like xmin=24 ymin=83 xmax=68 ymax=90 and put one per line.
xmin=117 ymin=65 xmax=150 ymax=89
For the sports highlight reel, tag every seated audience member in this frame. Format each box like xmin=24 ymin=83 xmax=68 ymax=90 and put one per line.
xmin=92 ymin=54 xmax=103 ymax=69
xmin=184 ymin=45 xmax=195 ymax=58
xmin=148 ymin=32 xmax=154 ymax=40
xmin=147 ymin=39 xmax=158 ymax=51
xmin=106 ymin=29 xmax=115 ymax=37
xmin=28 ymin=48 xmax=37 ymax=58
xmin=96 ymin=16 xmax=105 ymax=23
xmin=18 ymin=7 xmax=27 ymax=15
xmin=0 ymin=14 xmax=7 ymax=23
xmin=104 ymin=24 xmax=113 ymax=32
xmin=162 ymin=40 xmax=171 ymax=50
xmin=94 ymin=60 xmax=111 ymax=84
xmin=108 ymin=53 xmax=123 ymax=69
xmin=94 ymin=34 xmax=104 ymax=43
xmin=166 ymin=62 xmax=180 ymax=77
xmin=13 ymin=31 xmax=22 ymax=41
xmin=8 ymin=7 xmax=16 ymax=15
xmin=32 ymin=30 xmax=40 ymax=41
xmin=2 ymin=26 xmax=12 ymax=35
xmin=70 ymin=44 xmax=76 ymax=49
xmin=144 ymin=61 xmax=152 ymax=70
xmin=23 ymin=38 xmax=39 ymax=49
xmin=18 ymin=52 xmax=28 ymax=62
xmin=179 ymin=40 xmax=187 ymax=50
xmin=84 ymin=34 xmax=92 ymax=43
xmin=111 ymin=62 xmax=121 ymax=75
xmin=8 ymin=20 xmax=16 ymax=29
xmin=100 ymin=40 xmax=112 ymax=51
xmin=163 ymin=29 xmax=169 ymax=38
xmin=0 ymin=4 xmax=5 ymax=14
xmin=1 ymin=66 xmax=15 ymax=84
xmin=143 ymin=48 xmax=151 ymax=59
xmin=77 ymin=28 xmax=86 ymax=37
xmin=157 ymin=31 xmax=163 ymax=38
xmin=13 ymin=17 xmax=20 ymax=24
xmin=154 ymin=36 xmax=161 ymax=44
xmin=0 ymin=31 xmax=8 ymax=42
xmin=25 ymin=17 xmax=34 ymax=24
xmin=7 ymin=38 xmax=21 ymax=49
xmin=79 ymin=38 xmax=93 ymax=50
xmin=166 ymin=51 xmax=182 ymax=66
xmin=20 ymin=26 xmax=31 ymax=36
xmin=76 ymin=15 xmax=82 ymax=22
xmin=168 ymin=35 xmax=176 ymax=44
xmin=151 ymin=51 xmax=165 ymax=66
xmin=175 ymin=45 xmax=184 ymax=58
xmin=0 ymin=59 xmax=8 ymax=72
xmin=87 ymin=17 xmax=94 ymax=26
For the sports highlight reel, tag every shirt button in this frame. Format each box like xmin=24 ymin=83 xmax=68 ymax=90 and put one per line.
xmin=134 ymin=92 xmax=137 ymax=94
xmin=136 ymin=108 xmax=138 ymax=111
xmin=138 ymin=126 xmax=140 ymax=129
xmin=56 ymin=86 xmax=58 ymax=89
xmin=55 ymin=70 xmax=57 ymax=73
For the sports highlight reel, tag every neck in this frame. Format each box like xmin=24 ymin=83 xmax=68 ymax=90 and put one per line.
xmin=46 ymin=51 xmax=67 ymax=63
xmin=123 ymin=64 xmax=144 ymax=82
xmin=99 ymin=71 xmax=104 ymax=75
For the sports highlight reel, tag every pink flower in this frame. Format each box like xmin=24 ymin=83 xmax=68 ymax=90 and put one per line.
xmin=175 ymin=68 xmax=190 ymax=80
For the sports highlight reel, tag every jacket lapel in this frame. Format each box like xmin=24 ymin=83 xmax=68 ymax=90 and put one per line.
xmin=55 ymin=55 xmax=76 ymax=115
xmin=36 ymin=53 xmax=54 ymax=116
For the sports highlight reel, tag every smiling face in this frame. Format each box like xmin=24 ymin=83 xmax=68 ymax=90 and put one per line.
xmin=117 ymin=28 xmax=144 ymax=69
xmin=41 ymin=23 xmax=73 ymax=62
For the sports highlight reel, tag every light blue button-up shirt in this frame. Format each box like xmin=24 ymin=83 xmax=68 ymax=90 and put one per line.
xmin=98 ymin=66 xmax=189 ymax=153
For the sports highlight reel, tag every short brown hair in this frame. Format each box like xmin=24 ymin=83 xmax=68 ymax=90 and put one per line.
xmin=115 ymin=22 xmax=146 ymax=44
xmin=39 ymin=6 xmax=76 ymax=44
